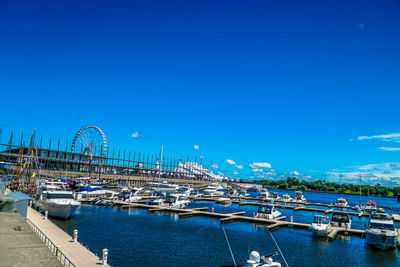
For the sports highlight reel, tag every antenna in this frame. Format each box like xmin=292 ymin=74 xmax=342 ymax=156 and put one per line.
xmin=222 ymin=227 xmax=237 ymax=267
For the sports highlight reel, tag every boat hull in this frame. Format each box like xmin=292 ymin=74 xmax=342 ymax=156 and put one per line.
xmin=37 ymin=202 xmax=79 ymax=219
xmin=366 ymin=231 xmax=398 ymax=250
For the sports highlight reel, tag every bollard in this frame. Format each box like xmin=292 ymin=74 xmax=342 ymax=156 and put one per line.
xmin=45 ymin=210 xmax=48 ymax=219
xmin=73 ymin=230 xmax=78 ymax=242
xmin=290 ymin=216 xmax=293 ymax=222
xmin=102 ymin=248 xmax=108 ymax=265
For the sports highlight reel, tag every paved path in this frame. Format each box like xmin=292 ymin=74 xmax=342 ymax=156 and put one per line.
xmin=27 ymin=207 xmax=107 ymax=267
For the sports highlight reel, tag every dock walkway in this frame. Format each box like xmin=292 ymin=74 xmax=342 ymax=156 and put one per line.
xmin=27 ymin=207 xmax=106 ymax=267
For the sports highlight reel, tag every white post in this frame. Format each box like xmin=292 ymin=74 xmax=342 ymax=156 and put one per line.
xmin=102 ymin=248 xmax=108 ymax=265
xmin=45 ymin=210 xmax=48 ymax=219
xmin=73 ymin=229 xmax=78 ymax=242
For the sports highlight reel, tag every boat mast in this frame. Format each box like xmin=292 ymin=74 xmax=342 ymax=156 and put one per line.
xmin=359 ymin=174 xmax=362 ymax=203
xmin=158 ymin=144 xmax=164 ymax=183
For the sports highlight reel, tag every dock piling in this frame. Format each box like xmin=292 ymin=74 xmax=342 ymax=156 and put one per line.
xmin=102 ymin=248 xmax=108 ymax=265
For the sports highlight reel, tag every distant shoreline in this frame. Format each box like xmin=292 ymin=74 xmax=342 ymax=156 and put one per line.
xmin=263 ymin=186 xmax=396 ymax=199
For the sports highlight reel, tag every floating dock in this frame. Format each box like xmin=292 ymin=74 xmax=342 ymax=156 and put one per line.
xmin=26 ymin=207 xmax=107 ymax=267
xmin=117 ymin=202 xmax=366 ymax=241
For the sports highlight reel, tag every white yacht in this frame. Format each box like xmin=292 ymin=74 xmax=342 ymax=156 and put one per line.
xmin=254 ymin=205 xmax=281 ymax=219
xmin=34 ymin=184 xmax=80 ymax=219
xmin=116 ymin=187 xmax=142 ymax=203
xmin=246 ymin=251 xmax=281 ymax=267
xmin=281 ymin=194 xmax=292 ymax=202
xmin=204 ymin=183 xmax=225 ymax=196
xmin=330 ymin=212 xmax=352 ymax=229
xmin=334 ymin=198 xmax=348 ymax=208
xmin=216 ymin=196 xmax=231 ymax=205
xmin=260 ymin=189 xmax=269 ymax=199
xmin=366 ymin=213 xmax=399 ymax=250
xmin=163 ymin=193 xmax=191 ymax=209
xmin=294 ymin=191 xmax=306 ymax=203
xmin=309 ymin=215 xmax=333 ymax=237
xmin=146 ymin=181 xmax=180 ymax=193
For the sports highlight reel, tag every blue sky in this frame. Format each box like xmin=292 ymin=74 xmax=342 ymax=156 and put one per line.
xmin=1 ymin=0 xmax=400 ymax=186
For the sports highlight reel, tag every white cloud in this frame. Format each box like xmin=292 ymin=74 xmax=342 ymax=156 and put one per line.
xmin=379 ymin=147 xmax=400 ymax=151
xmin=290 ymin=171 xmax=300 ymax=176
xmin=325 ymin=162 xmax=400 ymax=187
xmin=235 ymin=165 xmax=244 ymax=169
xmin=131 ymin=131 xmax=140 ymax=138
xmin=249 ymin=162 xmax=271 ymax=169
xmin=358 ymin=133 xmax=400 ymax=143
xmin=233 ymin=171 xmax=239 ymax=175
xmin=211 ymin=163 xmax=219 ymax=169
xmin=225 ymin=159 xmax=236 ymax=165
xmin=193 ymin=145 xmax=199 ymax=150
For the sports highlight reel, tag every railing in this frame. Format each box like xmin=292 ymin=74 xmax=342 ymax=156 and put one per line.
xmin=26 ymin=218 xmax=76 ymax=267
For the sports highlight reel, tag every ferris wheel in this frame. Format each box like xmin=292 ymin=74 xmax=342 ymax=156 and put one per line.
xmin=71 ymin=125 xmax=107 ymax=159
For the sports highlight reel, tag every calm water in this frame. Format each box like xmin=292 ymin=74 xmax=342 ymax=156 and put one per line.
xmin=51 ymin=190 xmax=400 ymax=267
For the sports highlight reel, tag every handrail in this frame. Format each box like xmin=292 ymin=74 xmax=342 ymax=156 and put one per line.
xmin=25 ymin=218 xmax=76 ymax=267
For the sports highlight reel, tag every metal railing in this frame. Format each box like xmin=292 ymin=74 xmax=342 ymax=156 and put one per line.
xmin=26 ymin=218 xmax=76 ymax=267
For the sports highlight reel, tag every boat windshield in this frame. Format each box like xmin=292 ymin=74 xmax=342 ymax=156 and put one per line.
xmin=47 ymin=193 xmax=74 ymax=199
xmin=165 ymin=196 xmax=177 ymax=203
xmin=369 ymin=222 xmax=395 ymax=231
xmin=331 ymin=214 xmax=349 ymax=222
xmin=314 ymin=216 xmax=329 ymax=224
xmin=258 ymin=206 xmax=272 ymax=214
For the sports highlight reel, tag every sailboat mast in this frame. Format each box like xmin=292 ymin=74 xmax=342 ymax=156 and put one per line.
xmin=359 ymin=174 xmax=362 ymax=202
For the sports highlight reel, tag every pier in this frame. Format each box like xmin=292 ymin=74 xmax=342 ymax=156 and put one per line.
xmin=116 ymin=202 xmax=367 ymax=241
xmin=26 ymin=207 xmax=107 ymax=267
xmin=0 ymin=211 xmax=63 ymax=267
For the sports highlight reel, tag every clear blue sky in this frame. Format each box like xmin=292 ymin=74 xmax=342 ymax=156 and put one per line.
xmin=1 ymin=0 xmax=400 ymax=186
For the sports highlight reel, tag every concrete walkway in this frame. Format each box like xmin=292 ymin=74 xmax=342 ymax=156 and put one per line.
xmin=27 ymin=207 xmax=107 ymax=267
xmin=0 ymin=212 xmax=63 ymax=267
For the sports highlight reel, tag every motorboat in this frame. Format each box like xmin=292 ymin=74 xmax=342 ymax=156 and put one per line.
xmin=294 ymin=191 xmax=306 ymax=203
xmin=309 ymin=215 xmax=333 ymax=237
xmin=330 ymin=212 xmax=352 ymax=229
xmin=116 ymin=188 xmax=142 ymax=203
xmin=189 ymin=190 xmax=204 ymax=198
xmin=281 ymin=194 xmax=292 ymax=202
xmin=366 ymin=212 xmax=399 ymax=250
xmin=216 ymin=196 xmax=232 ymax=205
xmin=204 ymin=183 xmax=225 ymax=196
xmin=254 ymin=205 xmax=281 ymax=219
xmin=146 ymin=181 xmax=180 ymax=193
xmin=245 ymin=251 xmax=281 ymax=267
xmin=364 ymin=201 xmax=378 ymax=213
xmin=34 ymin=184 xmax=80 ymax=219
xmin=269 ymin=192 xmax=280 ymax=202
xmin=147 ymin=198 xmax=165 ymax=206
xmin=163 ymin=193 xmax=191 ymax=209
xmin=260 ymin=189 xmax=269 ymax=199
xmin=334 ymin=198 xmax=348 ymax=208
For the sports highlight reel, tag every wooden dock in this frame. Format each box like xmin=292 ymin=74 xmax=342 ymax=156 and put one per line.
xmin=27 ymin=207 xmax=107 ymax=267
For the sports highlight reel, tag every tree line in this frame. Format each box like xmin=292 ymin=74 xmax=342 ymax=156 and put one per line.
xmin=254 ymin=177 xmax=400 ymax=198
